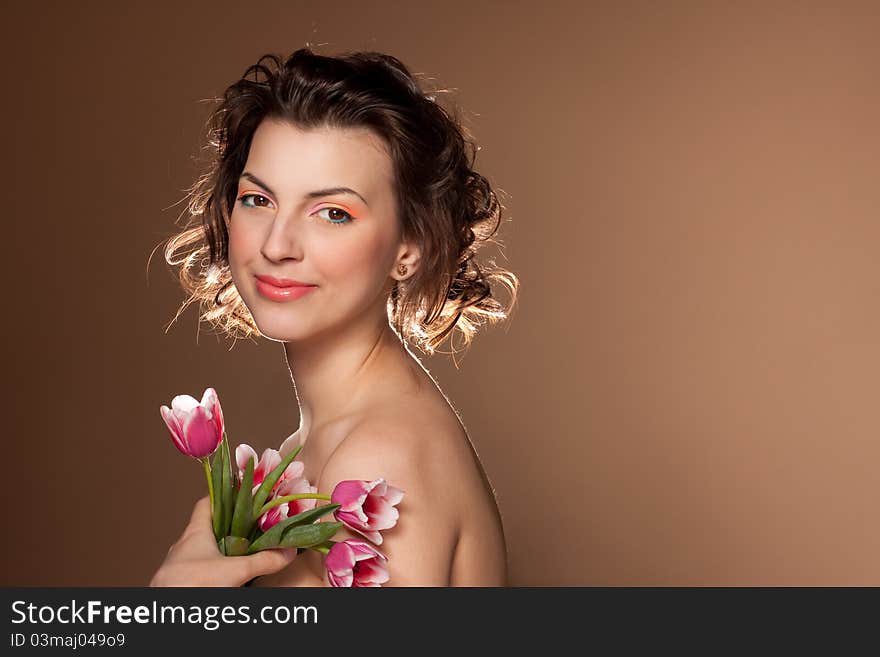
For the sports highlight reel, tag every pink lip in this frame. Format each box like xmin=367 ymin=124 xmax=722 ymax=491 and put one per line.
xmin=254 ymin=275 xmax=317 ymax=302
xmin=255 ymin=274 xmax=314 ymax=288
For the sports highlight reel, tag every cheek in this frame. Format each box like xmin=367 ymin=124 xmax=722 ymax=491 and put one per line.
xmin=226 ymin=221 xmax=258 ymax=294
xmin=316 ymin=233 xmax=390 ymax=280
xmin=227 ymin=220 xmax=253 ymax=266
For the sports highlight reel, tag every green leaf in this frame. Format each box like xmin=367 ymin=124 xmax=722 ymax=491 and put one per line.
xmin=279 ymin=503 xmax=341 ymax=533
xmin=230 ymin=455 xmax=254 ymax=538
xmin=247 ymin=503 xmax=340 ymax=554
xmin=220 ymin=434 xmax=233 ymax=538
xmin=223 ymin=536 xmax=251 ymax=556
xmin=277 ymin=522 xmax=342 ymax=549
xmin=210 ymin=448 xmax=223 ymax=541
xmin=251 ymin=443 xmax=304 ymax=518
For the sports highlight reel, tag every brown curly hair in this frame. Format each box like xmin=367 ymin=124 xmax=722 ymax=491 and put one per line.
xmin=161 ymin=47 xmax=518 ymax=357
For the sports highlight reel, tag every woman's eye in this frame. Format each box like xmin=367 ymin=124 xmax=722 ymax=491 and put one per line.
xmin=237 ymin=195 xmax=353 ymax=226
xmin=314 ymin=206 xmax=354 ymax=226
xmin=238 ymin=193 xmax=272 ymax=209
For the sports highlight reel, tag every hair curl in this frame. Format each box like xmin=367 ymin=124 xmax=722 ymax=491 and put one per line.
xmin=161 ymin=47 xmax=518 ymax=357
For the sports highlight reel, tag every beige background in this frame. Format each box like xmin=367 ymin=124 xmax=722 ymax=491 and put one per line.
xmin=2 ymin=1 xmax=879 ymax=585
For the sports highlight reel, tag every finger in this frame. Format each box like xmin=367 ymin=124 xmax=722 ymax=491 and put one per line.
xmin=240 ymin=548 xmax=298 ymax=580
xmin=188 ymin=495 xmax=212 ymax=526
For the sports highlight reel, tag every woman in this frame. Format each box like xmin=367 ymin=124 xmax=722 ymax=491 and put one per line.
xmin=151 ymin=48 xmax=518 ymax=586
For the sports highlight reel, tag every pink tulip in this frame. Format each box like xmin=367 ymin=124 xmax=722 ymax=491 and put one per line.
xmin=257 ymin=476 xmax=319 ymax=531
xmin=331 ymin=478 xmax=404 ymax=545
xmin=159 ymin=387 xmax=224 ymax=459
xmin=235 ymin=444 xmax=305 ymax=494
xmin=325 ymin=539 xmax=390 ymax=587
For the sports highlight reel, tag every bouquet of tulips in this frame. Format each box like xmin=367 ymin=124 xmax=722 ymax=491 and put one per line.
xmin=159 ymin=387 xmax=404 ymax=587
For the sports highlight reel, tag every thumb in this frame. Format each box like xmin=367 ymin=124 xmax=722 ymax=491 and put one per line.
xmin=242 ymin=547 xmax=299 ymax=579
xmin=188 ymin=495 xmax=212 ymax=526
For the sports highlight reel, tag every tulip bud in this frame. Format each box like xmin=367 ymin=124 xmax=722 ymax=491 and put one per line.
xmin=330 ymin=478 xmax=404 ymax=545
xmin=159 ymin=387 xmax=225 ymax=459
xmin=325 ymin=539 xmax=390 ymax=587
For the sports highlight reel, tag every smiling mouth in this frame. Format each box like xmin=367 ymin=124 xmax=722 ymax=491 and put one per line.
xmin=254 ymin=274 xmax=316 ymax=288
xmin=254 ymin=278 xmax=318 ymax=302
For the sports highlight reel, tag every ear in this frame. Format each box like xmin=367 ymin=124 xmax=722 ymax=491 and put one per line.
xmin=391 ymin=238 xmax=421 ymax=281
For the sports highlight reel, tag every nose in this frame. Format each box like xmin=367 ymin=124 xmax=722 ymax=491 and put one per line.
xmin=259 ymin=212 xmax=304 ymax=263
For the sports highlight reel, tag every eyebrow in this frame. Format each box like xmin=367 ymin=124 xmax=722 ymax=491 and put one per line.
xmin=239 ymin=172 xmax=369 ymax=207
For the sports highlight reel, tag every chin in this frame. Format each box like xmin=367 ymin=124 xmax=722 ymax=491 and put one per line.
xmin=238 ymin=290 xmax=317 ymax=342
xmin=252 ymin=318 xmax=314 ymax=343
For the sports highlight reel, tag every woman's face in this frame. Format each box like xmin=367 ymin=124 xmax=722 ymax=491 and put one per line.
xmin=227 ymin=118 xmax=410 ymax=342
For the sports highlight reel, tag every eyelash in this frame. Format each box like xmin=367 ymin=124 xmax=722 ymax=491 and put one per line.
xmin=237 ymin=193 xmax=354 ymax=226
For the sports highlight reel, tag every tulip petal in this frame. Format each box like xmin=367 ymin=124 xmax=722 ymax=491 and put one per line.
xmin=255 ymin=448 xmax=282 ymax=487
xmin=325 ymin=539 xmax=389 ymax=587
xmin=160 ymin=405 xmax=190 ymax=456
xmin=258 ymin=506 xmax=283 ymax=532
xmin=363 ymin=495 xmax=400 ymax=531
xmin=384 ymin=485 xmax=405 ymax=506
xmin=358 ymin=529 xmax=383 ymax=545
xmin=331 ymin=481 xmax=370 ymax=523
xmin=334 ymin=510 xmax=379 ymax=542
xmin=170 ymin=394 xmax=200 ymax=413
xmin=181 ymin=405 xmax=222 ymax=458
xmin=326 ymin=542 xmax=355 ymax=588
xmin=332 ymin=480 xmax=370 ymax=509
xmin=235 ymin=444 xmax=259 ymax=477
xmin=356 ymin=559 xmax=390 ymax=585
xmin=348 ymin=539 xmax=387 ymax=561
xmin=328 ymin=571 xmax=349 ymax=588
xmin=200 ymin=387 xmax=218 ymax=410
xmin=269 ymin=478 xmax=318 ymax=519
xmin=202 ymin=387 xmax=224 ymax=438
xmin=281 ymin=459 xmax=305 ymax=482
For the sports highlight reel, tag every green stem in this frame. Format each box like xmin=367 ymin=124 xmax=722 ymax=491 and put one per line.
xmin=310 ymin=543 xmax=332 ymax=555
xmin=258 ymin=493 xmax=332 ymax=516
xmin=202 ymin=457 xmax=215 ymax=514
xmin=221 ymin=431 xmax=233 ymax=538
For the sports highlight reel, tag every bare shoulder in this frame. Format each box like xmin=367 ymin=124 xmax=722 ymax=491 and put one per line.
xmin=316 ymin=405 xmax=461 ymax=586
xmin=318 ymin=400 xmax=507 ymax=586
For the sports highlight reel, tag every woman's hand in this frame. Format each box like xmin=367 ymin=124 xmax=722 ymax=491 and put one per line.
xmin=150 ymin=495 xmax=299 ymax=587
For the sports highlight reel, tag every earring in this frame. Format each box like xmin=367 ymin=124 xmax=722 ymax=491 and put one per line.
xmin=397 ymin=263 xmax=408 ymax=277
